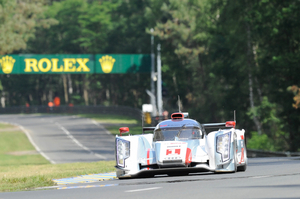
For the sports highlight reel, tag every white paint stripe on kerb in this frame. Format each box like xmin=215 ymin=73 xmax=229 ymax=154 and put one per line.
xmin=125 ymin=187 xmax=162 ymax=193
xmin=0 ymin=120 xmax=56 ymax=164
xmin=55 ymin=122 xmax=107 ymax=160
xmin=52 ymin=172 xmax=116 ymax=185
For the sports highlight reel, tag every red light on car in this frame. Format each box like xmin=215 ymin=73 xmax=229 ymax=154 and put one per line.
xmin=225 ymin=121 xmax=236 ymax=128
xmin=119 ymin=127 xmax=129 ymax=136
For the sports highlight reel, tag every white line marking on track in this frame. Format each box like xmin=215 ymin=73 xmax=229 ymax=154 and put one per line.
xmin=125 ymin=187 xmax=162 ymax=193
xmin=251 ymin=175 xmax=271 ymax=179
xmin=91 ymin=120 xmax=112 ymax=135
xmin=0 ymin=121 xmax=56 ymax=164
xmin=55 ymin=122 xmax=107 ymax=160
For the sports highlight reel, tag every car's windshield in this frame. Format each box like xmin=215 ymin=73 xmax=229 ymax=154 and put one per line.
xmin=153 ymin=127 xmax=202 ymax=142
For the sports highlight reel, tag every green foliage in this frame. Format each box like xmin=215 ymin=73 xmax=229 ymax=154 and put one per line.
xmin=1 ymin=0 xmax=300 ymax=151
xmin=28 ymin=0 xmax=118 ymax=54
xmin=106 ymin=0 xmax=152 ymax=54
xmin=247 ymin=131 xmax=275 ymax=151
xmin=247 ymin=96 xmax=281 ymax=135
xmin=248 ymin=0 xmax=300 ymax=151
xmin=0 ymin=0 xmax=57 ymax=55
xmin=247 ymin=130 xmax=289 ymax=151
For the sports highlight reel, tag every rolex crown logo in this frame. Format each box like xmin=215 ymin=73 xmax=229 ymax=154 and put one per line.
xmin=99 ymin=55 xmax=115 ymax=73
xmin=0 ymin=55 xmax=16 ymax=74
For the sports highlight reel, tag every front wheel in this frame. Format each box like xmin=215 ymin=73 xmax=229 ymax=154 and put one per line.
xmin=168 ymin=172 xmax=189 ymax=177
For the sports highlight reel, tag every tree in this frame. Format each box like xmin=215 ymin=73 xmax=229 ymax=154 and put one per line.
xmin=288 ymin=85 xmax=300 ymax=109
xmin=1 ymin=0 xmax=300 ymax=151
xmin=0 ymin=0 xmax=57 ymax=106
xmin=147 ymin=0 xmax=300 ymax=151
xmin=248 ymin=0 xmax=300 ymax=151
xmin=146 ymin=0 xmax=217 ymax=116
xmin=0 ymin=0 xmax=57 ymax=55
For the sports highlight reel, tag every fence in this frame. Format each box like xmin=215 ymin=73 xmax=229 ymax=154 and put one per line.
xmin=0 ymin=105 xmax=143 ymax=121
xmin=247 ymin=149 xmax=300 ymax=157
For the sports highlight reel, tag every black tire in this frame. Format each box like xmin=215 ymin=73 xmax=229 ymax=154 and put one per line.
xmin=237 ymin=163 xmax=247 ymax=172
xmin=237 ymin=145 xmax=247 ymax=172
xmin=233 ymin=146 xmax=238 ymax=173
xmin=167 ymin=172 xmax=189 ymax=176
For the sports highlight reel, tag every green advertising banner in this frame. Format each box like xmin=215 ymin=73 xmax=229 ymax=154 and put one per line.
xmin=96 ymin=54 xmax=151 ymax=74
xmin=0 ymin=54 xmax=150 ymax=74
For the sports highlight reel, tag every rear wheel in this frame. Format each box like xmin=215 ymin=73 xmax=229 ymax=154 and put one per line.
xmin=233 ymin=155 xmax=237 ymax=172
xmin=237 ymin=145 xmax=247 ymax=172
xmin=233 ymin=138 xmax=238 ymax=173
xmin=237 ymin=163 xmax=247 ymax=172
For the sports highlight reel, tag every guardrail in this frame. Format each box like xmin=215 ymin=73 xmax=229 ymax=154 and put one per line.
xmin=0 ymin=105 xmax=143 ymax=121
xmin=247 ymin=149 xmax=300 ymax=157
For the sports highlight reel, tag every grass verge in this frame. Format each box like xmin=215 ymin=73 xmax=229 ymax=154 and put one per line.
xmin=77 ymin=113 xmax=144 ymax=136
xmin=0 ymin=121 xmax=115 ymax=192
xmin=78 ymin=113 xmax=138 ymax=125
xmin=0 ymin=113 xmax=148 ymax=192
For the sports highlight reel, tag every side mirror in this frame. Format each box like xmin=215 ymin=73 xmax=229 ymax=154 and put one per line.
xmin=119 ymin=127 xmax=129 ymax=136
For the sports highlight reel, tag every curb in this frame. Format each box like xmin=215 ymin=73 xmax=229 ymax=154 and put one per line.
xmin=53 ymin=172 xmax=116 ymax=185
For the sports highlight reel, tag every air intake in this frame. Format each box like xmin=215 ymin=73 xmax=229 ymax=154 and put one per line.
xmin=171 ymin=113 xmax=184 ymax=119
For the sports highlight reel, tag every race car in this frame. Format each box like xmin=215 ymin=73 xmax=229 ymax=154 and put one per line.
xmin=115 ymin=112 xmax=247 ymax=178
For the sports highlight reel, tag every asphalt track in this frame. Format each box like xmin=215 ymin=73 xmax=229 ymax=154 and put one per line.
xmin=0 ymin=114 xmax=115 ymax=163
xmin=1 ymin=114 xmax=300 ymax=198
xmin=0 ymin=157 xmax=299 ymax=199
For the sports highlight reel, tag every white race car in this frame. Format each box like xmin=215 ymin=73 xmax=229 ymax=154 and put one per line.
xmin=115 ymin=112 xmax=247 ymax=178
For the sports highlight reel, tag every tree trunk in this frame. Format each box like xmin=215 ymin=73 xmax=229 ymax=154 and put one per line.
xmin=83 ymin=74 xmax=89 ymax=105
xmin=0 ymin=94 xmax=5 ymax=108
xmin=246 ymin=22 xmax=262 ymax=135
xmin=252 ymin=45 xmax=263 ymax=103
xmin=67 ymin=74 xmax=73 ymax=95
xmin=62 ymin=74 xmax=68 ymax=104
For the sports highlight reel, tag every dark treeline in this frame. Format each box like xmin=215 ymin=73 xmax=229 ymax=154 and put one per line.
xmin=0 ymin=0 xmax=299 ymax=151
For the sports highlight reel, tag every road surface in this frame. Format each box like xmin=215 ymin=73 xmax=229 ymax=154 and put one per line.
xmin=0 ymin=157 xmax=299 ymax=199
xmin=0 ymin=114 xmax=115 ymax=163
xmin=1 ymin=114 xmax=299 ymax=199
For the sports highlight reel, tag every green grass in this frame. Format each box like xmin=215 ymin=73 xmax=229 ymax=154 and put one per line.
xmin=78 ymin=113 xmax=144 ymax=136
xmin=0 ymin=113 xmax=147 ymax=192
xmin=0 ymin=121 xmax=115 ymax=192
xmin=78 ymin=113 xmax=138 ymax=124
xmin=0 ymin=161 xmax=115 ymax=192
xmin=0 ymin=123 xmax=49 ymax=166
xmin=105 ymin=125 xmax=143 ymax=136
xmin=0 ymin=123 xmax=14 ymax=129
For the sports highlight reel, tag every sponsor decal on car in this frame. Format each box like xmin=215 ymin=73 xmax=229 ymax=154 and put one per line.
xmin=166 ymin=149 xmax=181 ymax=155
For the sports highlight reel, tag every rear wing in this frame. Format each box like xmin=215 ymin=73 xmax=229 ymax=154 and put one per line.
xmin=143 ymin=127 xmax=155 ymax=134
xmin=203 ymin=110 xmax=237 ymax=129
xmin=202 ymin=121 xmax=236 ymax=129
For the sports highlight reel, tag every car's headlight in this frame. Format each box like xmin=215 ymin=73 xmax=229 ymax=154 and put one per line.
xmin=216 ymin=132 xmax=231 ymax=162
xmin=116 ymin=139 xmax=130 ymax=167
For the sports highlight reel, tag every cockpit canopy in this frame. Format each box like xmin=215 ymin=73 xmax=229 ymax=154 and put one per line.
xmin=153 ymin=126 xmax=203 ymax=142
